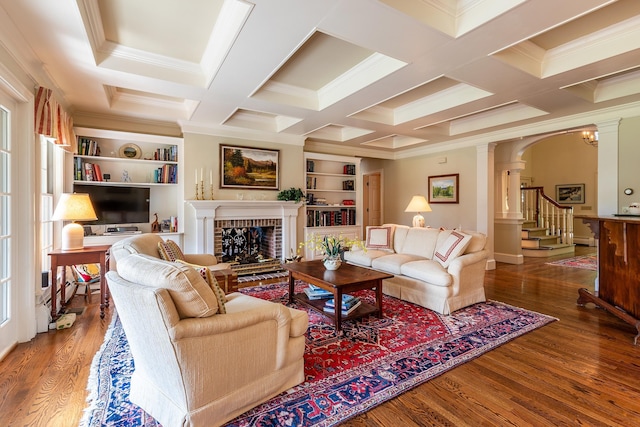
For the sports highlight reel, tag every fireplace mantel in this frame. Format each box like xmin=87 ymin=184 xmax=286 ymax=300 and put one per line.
xmin=186 ymin=200 xmax=302 ymax=259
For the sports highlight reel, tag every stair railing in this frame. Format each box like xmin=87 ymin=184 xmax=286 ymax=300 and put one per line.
xmin=521 ymin=186 xmax=574 ymax=245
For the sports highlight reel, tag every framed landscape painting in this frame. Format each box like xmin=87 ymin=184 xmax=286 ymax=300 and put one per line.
xmin=428 ymin=174 xmax=459 ymax=204
xmin=556 ymin=183 xmax=585 ymax=204
xmin=220 ymin=145 xmax=279 ymax=190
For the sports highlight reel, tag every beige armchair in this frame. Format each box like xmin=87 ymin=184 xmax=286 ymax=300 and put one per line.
xmin=106 ymin=253 xmax=308 ymax=427
xmin=110 ymin=233 xmax=237 ymax=292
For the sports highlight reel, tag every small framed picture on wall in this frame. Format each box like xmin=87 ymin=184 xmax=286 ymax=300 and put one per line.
xmin=428 ymin=174 xmax=459 ymax=204
xmin=556 ymin=183 xmax=585 ymax=204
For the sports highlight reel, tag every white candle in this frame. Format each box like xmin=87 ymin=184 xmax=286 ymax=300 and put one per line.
xmin=200 ymin=168 xmax=203 ymax=181
xmin=195 ymin=169 xmax=197 ymax=183
xmin=210 ymin=170 xmax=213 ymax=185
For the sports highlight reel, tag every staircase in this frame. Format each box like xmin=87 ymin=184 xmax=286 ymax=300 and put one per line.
xmin=521 ymin=187 xmax=575 ymax=258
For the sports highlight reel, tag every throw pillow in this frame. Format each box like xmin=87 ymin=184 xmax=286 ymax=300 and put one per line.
xmin=365 ymin=226 xmax=394 ymax=251
xmin=158 ymin=239 xmax=185 ymax=262
xmin=434 ymin=230 xmax=472 ymax=268
xmin=117 ymin=254 xmax=219 ymax=318
xmin=176 ymin=259 xmax=227 ymax=314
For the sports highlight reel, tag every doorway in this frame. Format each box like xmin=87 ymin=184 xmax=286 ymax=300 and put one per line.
xmin=363 ymin=171 xmax=382 ymax=228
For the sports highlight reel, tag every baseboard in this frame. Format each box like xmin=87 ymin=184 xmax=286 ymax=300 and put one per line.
xmin=574 ymin=236 xmax=596 ymax=246
xmin=494 ymin=252 xmax=524 ymax=265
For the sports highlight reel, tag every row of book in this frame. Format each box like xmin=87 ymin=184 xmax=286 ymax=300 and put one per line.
xmin=154 ymin=164 xmax=178 ymax=184
xmin=77 ymin=137 xmax=100 ymax=156
xmin=303 ymin=285 xmax=362 ymax=316
xmin=74 ymin=158 xmax=104 ymax=181
xmin=305 ymin=160 xmax=355 ymax=175
xmin=74 ymin=158 xmax=178 ymax=183
xmin=305 ymin=208 xmax=355 ymax=227
xmin=154 ymin=146 xmax=178 ymax=162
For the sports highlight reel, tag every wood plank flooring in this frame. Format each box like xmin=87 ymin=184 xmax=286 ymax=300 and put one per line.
xmin=1 ymin=246 xmax=638 ymax=426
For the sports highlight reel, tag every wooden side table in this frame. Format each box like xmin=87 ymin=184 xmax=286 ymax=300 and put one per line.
xmin=48 ymin=245 xmax=111 ymax=320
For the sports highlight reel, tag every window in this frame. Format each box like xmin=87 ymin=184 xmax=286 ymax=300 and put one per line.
xmin=40 ymin=137 xmax=54 ymax=283
xmin=0 ymin=105 xmax=10 ymax=326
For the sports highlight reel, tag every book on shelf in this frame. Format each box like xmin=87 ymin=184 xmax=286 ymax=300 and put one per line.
xmin=323 ymin=300 xmax=362 ymax=316
xmin=324 ymin=294 xmax=360 ymax=309
xmin=343 ymin=164 xmax=356 ymax=175
xmin=303 ymin=285 xmax=332 ymax=300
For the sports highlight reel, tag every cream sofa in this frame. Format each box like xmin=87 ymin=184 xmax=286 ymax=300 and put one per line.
xmin=344 ymin=224 xmax=488 ymax=314
xmin=106 ymin=252 xmax=308 ymax=427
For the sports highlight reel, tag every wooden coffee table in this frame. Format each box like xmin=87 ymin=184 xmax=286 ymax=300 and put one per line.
xmin=283 ymin=260 xmax=393 ymax=332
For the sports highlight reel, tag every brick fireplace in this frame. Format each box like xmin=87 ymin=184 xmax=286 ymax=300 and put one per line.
xmin=186 ymin=200 xmax=302 ymax=262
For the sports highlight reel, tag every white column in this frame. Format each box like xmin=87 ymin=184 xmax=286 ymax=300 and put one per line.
xmin=596 ymin=119 xmax=621 ymax=216
xmin=476 ymin=143 xmax=496 ymax=269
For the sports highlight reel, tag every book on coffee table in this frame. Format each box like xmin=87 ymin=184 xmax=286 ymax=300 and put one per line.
xmin=323 ymin=300 xmax=362 ymax=316
xmin=324 ymin=294 xmax=359 ymax=309
xmin=303 ymin=284 xmax=332 ymax=300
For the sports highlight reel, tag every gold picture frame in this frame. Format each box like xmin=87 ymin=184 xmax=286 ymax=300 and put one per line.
xmin=118 ymin=143 xmax=141 ymax=159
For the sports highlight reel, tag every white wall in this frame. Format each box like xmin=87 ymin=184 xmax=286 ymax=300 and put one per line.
xmin=382 ymin=147 xmax=478 ymax=230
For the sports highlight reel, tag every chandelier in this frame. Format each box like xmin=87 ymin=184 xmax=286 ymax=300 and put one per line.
xmin=582 ymin=131 xmax=598 ymax=147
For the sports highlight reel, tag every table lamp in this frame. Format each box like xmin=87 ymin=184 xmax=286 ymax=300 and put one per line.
xmin=404 ymin=195 xmax=432 ymax=227
xmin=52 ymin=193 xmax=97 ymax=251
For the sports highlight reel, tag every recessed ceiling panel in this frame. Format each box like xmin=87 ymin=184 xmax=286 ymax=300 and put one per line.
xmin=351 ymin=77 xmax=493 ymax=126
xmin=105 ymin=86 xmax=199 ymax=120
xmin=305 ymin=124 xmax=374 ymax=142
xmin=379 ymin=0 xmax=526 ymax=37
xmin=562 ymin=67 xmax=640 ymax=103
xmin=223 ymin=108 xmax=302 ymax=132
xmin=80 ymin=0 xmax=252 ymax=87
xmin=361 ymin=134 xmax=426 ymax=149
xmin=252 ymin=31 xmax=406 ymax=111
xmin=492 ymin=0 xmax=640 ymax=79
xmin=98 ymin=0 xmax=221 ymax=63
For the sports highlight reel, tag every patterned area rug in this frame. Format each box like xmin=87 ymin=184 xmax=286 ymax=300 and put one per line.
xmin=81 ymin=282 xmax=556 ymax=427
xmin=546 ymin=254 xmax=597 ymax=270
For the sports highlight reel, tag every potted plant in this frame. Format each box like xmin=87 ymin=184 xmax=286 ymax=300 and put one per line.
xmin=277 ymin=187 xmax=305 ymax=203
xmin=300 ymin=233 xmax=364 ymax=270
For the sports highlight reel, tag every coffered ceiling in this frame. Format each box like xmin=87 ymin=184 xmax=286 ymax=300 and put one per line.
xmin=1 ymin=0 xmax=640 ymax=158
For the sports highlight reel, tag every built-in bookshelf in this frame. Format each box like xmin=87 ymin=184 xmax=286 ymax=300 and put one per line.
xmin=71 ymin=127 xmax=184 ymax=236
xmin=303 ymin=152 xmax=362 ymax=260
xmin=73 ymin=132 xmax=179 ymax=185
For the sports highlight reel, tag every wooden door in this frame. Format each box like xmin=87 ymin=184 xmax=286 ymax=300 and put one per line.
xmin=363 ymin=172 xmax=382 ymax=228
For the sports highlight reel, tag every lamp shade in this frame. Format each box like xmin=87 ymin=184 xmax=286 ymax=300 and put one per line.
xmin=404 ymin=195 xmax=432 ymax=213
xmin=404 ymin=195 xmax=431 ymax=228
xmin=52 ymin=193 xmax=97 ymax=251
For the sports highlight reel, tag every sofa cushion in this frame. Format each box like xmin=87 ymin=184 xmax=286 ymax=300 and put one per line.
xmin=400 ymin=260 xmax=452 ymax=287
xmin=371 ymin=253 xmax=426 ymax=275
xmin=461 ymin=230 xmax=487 ymax=254
xmin=434 ymin=230 xmax=472 ymax=267
xmin=158 ymin=239 xmax=185 ymax=262
xmin=343 ymin=248 xmax=388 ymax=267
xmin=399 ymin=227 xmax=441 ymax=258
xmin=365 ymin=226 xmax=395 ymax=251
xmin=118 ymin=254 xmax=219 ymax=318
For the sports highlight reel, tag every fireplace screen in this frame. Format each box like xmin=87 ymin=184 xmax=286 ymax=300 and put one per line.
xmin=221 ymin=226 xmax=273 ymax=263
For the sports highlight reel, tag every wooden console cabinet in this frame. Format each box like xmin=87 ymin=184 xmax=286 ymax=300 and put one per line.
xmin=576 ymin=215 xmax=640 ymax=344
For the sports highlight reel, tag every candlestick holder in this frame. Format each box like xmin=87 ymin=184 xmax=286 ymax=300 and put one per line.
xmin=210 ymin=184 xmax=214 ymax=200
xmin=195 ymin=183 xmax=201 ymax=200
xmin=199 ymin=180 xmax=205 ymax=200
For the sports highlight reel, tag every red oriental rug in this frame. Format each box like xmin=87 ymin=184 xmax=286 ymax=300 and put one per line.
xmin=81 ymin=281 xmax=556 ymax=427
xmin=545 ymin=254 xmax=597 ymax=270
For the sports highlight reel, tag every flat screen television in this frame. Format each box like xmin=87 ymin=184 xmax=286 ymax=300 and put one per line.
xmin=73 ymin=184 xmax=150 ymax=225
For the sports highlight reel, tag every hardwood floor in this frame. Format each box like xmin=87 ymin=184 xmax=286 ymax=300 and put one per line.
xmin=1 ymin=246 xmax=639 ymax=426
